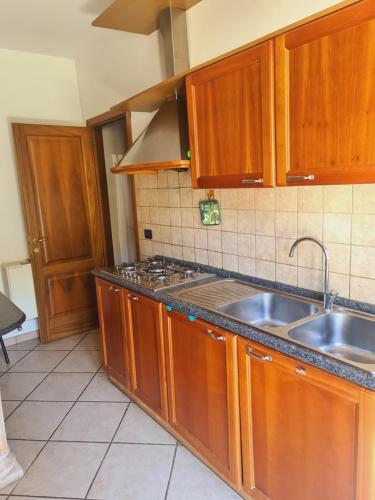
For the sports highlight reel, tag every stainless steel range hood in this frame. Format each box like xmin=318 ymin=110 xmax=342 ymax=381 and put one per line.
xmin=112 ymin=7 xmax=190 ymax=174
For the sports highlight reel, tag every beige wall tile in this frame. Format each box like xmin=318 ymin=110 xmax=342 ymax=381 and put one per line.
xmin=168 ymin=171 xmax=179 ymax=187
xmin=298 ymin=213 xmax=323 ymax=240
xmin=352 ymin=214 xmax=375 ymax=246
xmin=194 ymin=229 xmax=208 ymax=250
xmin=180 ymin=188 xmax=193 ymax=208
xmin=157 ymin=189 xmax=169 ymax=207
xmin=275 ymin=212 xmax=297 ymax=238
xmin=275 ymin=187 xmax=297 ymax=212
xmin=171 ymin=245 xmax=183 ymax=260
xmin=208 ymin=251 xmax=223 ymax=269
xmin=158 ymin=207 xmax=170 ymax=226
xmin=238 ymin=234 xmax=255 ymax=258
xmin=298 ymin=267 xmax=323 ymax=292
xmin=137 ymin=207 xmax=150 ymax=224
xmin=157 ymin=171 xmax=168 ymax=188
xmin=323 ymin=185 xmax=352 ymax=213
xmin=171 ymin=227 xmax=182 ymax=246
xmin=195 ymin=249 xmax=208 ymax=265
xmin=222 ymin=232 xmax=238 ymax=255
xmin=170 ymin=208 xmax=182 ymax=227
xmin=238 ymin=210 xmax=255 ymax=234
xmin=207 ymin=231 xmax=222 ymax=252
xmin=326 ymin=243 xmax=350 ymax=274
xmin=147 ymin=175 xmax=158 ymax=188
xmin=193 ymin=209 xmax=205 ymax=228
xmin=353 ymin=185 xmax=375 ymax=214
xmin=351 ymin=245 xmax=375 ymax=279
xmin=350 ymin=276 xmax=375 ymax=303
xmin=276 ymin=238 xmax=297 ymax=265
xmin=139 ymin=240 xmax=152 ymax=257
xmin=255 ymin=188 xmax=275 ymax=211
xmin=239 ymin=257 xmax=255 ymax=275
xmin=223 ymin=253 xmax=238 ymax=272
xmin=150 ymin=207 xmax=160 ymax=225
xmin=168 ymin=189 xmax=181 ymax=207
xmin=255 ymin=211 xmax=275 ymax=236
xmin=160 ymin=226 xmax=171 ymax=244
xmin=192 ymin=189 xmax=206 ymax=206
xmin=256 ymin=260 xmax=275 ymax=281
xmin=152 ymin=241 xmax=162 ymax=255
xmin=323 ymin=213 xmax=351 ymax=244
xmin=329 ymin=272 xmax=349 ymax=298
xmin=276 ymin=264 xmax=297 ymax=286
xmin=220 ymin=189 xmax=237 ymax=209
xmin=297 ymin=242 xmax=323 ymax=270
xmin=236 ymin=189 xmax=254 ymax=209
xmin=255 ymin=236 xmax=275 ymax=261
xmin=161 ymin=243 xmax=172 ymax=257
xmin=151 ymin=225 xmax=160 ymax=242
xmin=221 ymin=209 xmax=238 ymax=232
xmin=179 ymin=171 xmax=192 ymax=187
xmin=182 ymin=228 xmax=194 ymax=247
xmin=181 ymin=208 xmax=193 ymax=228
xmin=183 ymin=246 xmax=195 ymax=262
xmin=297 ymin=186 xmax=323 ymax=213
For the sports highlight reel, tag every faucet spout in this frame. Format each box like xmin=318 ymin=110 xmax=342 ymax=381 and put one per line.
xmin=289 ymin=237 xmax=336 ymax=312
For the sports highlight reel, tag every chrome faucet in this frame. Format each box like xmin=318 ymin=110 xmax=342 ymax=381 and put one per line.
xmin=289 ymin=237 xmax=337 ymax=312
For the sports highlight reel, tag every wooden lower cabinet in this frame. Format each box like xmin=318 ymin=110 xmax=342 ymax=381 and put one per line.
xmin=95 ymin=278 xmax=130 ymax=389
xmin=238 ymin=337 xmax=375 ymax=500
xmin=126 ymin=291 xmax=168 ymax=419
xmin=164 ymin=309 xmax=241 ymax=488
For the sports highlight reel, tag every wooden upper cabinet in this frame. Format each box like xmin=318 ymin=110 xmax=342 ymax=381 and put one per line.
xmin=95 ymin=278 xmax=130 ymax=389
xmin=276 ymin=0 xmax=375 ymax=186
xmin=126 ymin=291 xmax=168 ymax=419
xmin=164 ymin=309 xmax=241 ymax=487
xmin=238 ymin=338 xmax=375 ymax=500
xmin=186 ymin=41 xmax=275 ymax=188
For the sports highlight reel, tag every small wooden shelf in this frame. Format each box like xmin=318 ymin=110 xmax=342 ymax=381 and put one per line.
xmin=111 ymin=159 xmax=190 ymax=174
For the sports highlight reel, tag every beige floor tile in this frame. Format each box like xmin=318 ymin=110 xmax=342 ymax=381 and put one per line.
xmin=14 ymin=441 xmax=107 ymax=498
xmin=0 ymin=440 xmax=45 ymax=494
xmin=7 ymin=338 xmax=40 ymax=351
xmin=114 ymin=404 xmax=175 ymax=445
xmin=9 ymin=351 xmax=68 ymax=373
xmin=11 ymin=497 xmax=72 ymax=500
xmin=27 ymin=372 xmax=93 ymax=402
xmin=36 ymin=334 xmax=85 ymax=351
xmin=2 ymin=400 xmax=21 ymax=419
xmin=52 ymin=402 xmax=127 ymax=442
xmin=74 ymin=333 xmax=101 ymax=351
xmin=54 ymin=351 xmax=102 ymax=372
xmin=0 ymin=373 xmax=46 ymax=400
xmin=79 ymin=373 xmax=129 ymax=402
xmin=5 ymin=401 xmax=72 ymax=440
xmin=89 ymin=443 xmax=175 ymax=500
xmin=167 ymin=447 xmax=240 ymax=500
xmin=0 ymin=351 xmax=30 ymax=372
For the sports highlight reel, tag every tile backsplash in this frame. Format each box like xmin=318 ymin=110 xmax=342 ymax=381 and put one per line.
xmin=135 ymin=170 xmax=375 ymax=305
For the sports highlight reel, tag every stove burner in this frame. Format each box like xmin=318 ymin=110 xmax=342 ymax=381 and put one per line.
xmin=184 ymin=269 xmax=195 ymax=277
xmin=155 ymin=275 xmax=169 ymax=282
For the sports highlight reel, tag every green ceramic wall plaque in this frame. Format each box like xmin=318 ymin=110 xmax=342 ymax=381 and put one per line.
xmin=199 ymin=198 xmax=221 ymax=225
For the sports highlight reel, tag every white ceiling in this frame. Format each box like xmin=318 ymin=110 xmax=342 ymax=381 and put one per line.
xmin=0 ymin=0 xmax=142 ymax=59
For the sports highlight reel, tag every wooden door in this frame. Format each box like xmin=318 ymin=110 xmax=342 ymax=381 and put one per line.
xmin=126 ymin=291 xmax=168 ymax=419
xmin=276 ymin=0 xmax=375 ymax=186
xmin=13 ymin=124 xmax=106 ymax=342
xmin=95 ymin=278 xmax=130 ymax=388
xmin=164 ymin=309 xmax=241 ymax=487
xmin=238 ymin=338 xmax=375 ymax=500
xmin=186 ymin=41 xmax=275 ymax=189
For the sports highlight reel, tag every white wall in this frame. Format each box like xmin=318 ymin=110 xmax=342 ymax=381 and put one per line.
xmin=187 ymin=0 xmax=342 ymax=66
xmin=0 ymin=48 xmax=83 ymax=334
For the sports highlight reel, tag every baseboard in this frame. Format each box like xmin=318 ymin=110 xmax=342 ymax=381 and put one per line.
xmin=3 ymin=330 xmax=39 ymax=346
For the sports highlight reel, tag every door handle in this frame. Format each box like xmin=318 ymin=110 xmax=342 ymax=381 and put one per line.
xmin=205 ymin=329 xmax=225 ymax=342
xmin=127 ymin=293 xmax=138 ymax=301
xmin=246 ymin=346 xmax=272 ymax=361
xmin=286 ymin=175 xmax=315 ymax=182
xmin=109 ymin=286 xmax=119 ymax=293
xmin=241 ymin=178 xmax=264 ymax=185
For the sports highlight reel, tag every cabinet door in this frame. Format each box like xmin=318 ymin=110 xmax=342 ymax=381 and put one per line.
xmin=95 ymin=278 xmax=130 ymax=388
xmin=186 ymin=41 xmax=275 ymax=189
xmin=164 ymin=310 xmax=241 ymax=486
xmin=127 ymin=292 xmax=168 ymax=419
xmin=238 ymin=338 xmax=375 ymax=500
xmin=276 ymin=0 xmax=375 ymax=186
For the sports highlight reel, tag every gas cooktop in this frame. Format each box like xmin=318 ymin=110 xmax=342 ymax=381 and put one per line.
xmin=100 ymin=259 xmax=215 ymax=291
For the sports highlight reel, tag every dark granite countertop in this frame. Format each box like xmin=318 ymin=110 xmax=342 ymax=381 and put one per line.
xmin=0 ymin=291 xmax=26 ymax=336
xmin=93 ymin=259 xmax=375 ymax=391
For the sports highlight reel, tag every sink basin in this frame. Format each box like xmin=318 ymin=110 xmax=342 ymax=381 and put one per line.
xmin=217 ymin=292 xmax=319 ymax=328
xmin=288 ymin=312 xmax=375 ymax=364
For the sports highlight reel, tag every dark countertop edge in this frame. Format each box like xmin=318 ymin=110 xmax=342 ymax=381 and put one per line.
xmin=0 ymin=293 xmax=26 ymax=337
xmin=92 ymin=264 xmax=375 ymax=391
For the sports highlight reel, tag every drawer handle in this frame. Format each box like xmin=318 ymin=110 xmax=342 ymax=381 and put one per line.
xmin=205 ymin=329 xmax=225 ymax=342
xmin=286 ymin=175 xmax=315 ymax=182
xmin=295 ymin=366 xmax=306 ymax=375
xmin=241 ymin=178 xmax=264 ymax=185
xmin=246 ymin=346 xmax=272 ymax=361
xmin=127 ymin=293 xmax=138 ymax=301
xmin=109 ymin=286 xmax=119 ymax=292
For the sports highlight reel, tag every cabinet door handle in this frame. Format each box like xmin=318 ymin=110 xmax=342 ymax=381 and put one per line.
xmin=246 ymin=346 xmax=272 ymax=361
xmin=109 ymin=286 xmax=119 ymax=292
xmin=241 ymin=178 xmax=264 ymax=185
xmin=295 ymin=366 xmax=306 ymax=376
xmin=127 ymin=293 xmax=138 ymax=301
xmin=286 ymin=175 xmax=315 ymax=182
xmin=205 ymin=329 xmax=225 ymax=342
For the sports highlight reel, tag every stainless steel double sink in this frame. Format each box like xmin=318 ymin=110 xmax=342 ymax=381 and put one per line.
xmin=171 ymin=280 xmax=375 ymax=371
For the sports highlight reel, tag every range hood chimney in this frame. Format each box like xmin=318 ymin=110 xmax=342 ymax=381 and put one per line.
xmin=114 ymin=7 xmax=190 ymax=174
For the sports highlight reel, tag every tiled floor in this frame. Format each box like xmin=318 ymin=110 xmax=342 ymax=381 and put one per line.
xmin=0 ymin=332 xmax=241 ymax=499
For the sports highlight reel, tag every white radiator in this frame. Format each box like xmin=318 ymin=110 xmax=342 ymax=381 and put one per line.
xmin=2 ymin=261 xmax=38 ymax=320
